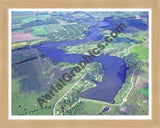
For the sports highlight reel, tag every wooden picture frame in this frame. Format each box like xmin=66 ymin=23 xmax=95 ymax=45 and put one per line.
xmin=0 ymin=0 xmax=160 ymax=127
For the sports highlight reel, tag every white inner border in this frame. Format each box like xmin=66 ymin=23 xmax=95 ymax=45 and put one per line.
xmin=9 ymin=8 xmax=152 ymax=120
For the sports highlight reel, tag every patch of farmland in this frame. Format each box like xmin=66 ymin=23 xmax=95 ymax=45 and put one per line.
xmin=12 ymin=11 xmax=37 ymax=17
xmin=22 ymin=18 xmax=59 ymax=28
xmin=44 ymin=24 xmax=64 ymax=33
xmin=12 ymin=24 xmax=22 ymax=32
xmin=31 ymin=26 xmax=48 ymax=37
xmin=21 ymin=16 xmax=37 ymax=24
xmin=79 ymin=98 xmax=105 ymax=115
xmin=129 ymin=45 xmax=149 ymax=60
xmin=12 ymin=49 xmax=36 ymax=61
xmin=50 ymin=22 xmax=90 ymax=41
xmin=36 ymin=14 xmax=50 ymax=20
xmin=139 ymin=86 xmax=149 ymax=99
xmin=12 ymin=54 xmax=24 ymax=62
xmin=12 ymin=31 xmax=37 ymax=42
xmin=23 ymin=27 xmax=32 ymax=33
xmin=12 ymin=42 xmax=27 ymax=50
xmin=12 ymin=18 xmax=22 ymax=24
xmin=14 ymin=61 xmax=41 ymax=94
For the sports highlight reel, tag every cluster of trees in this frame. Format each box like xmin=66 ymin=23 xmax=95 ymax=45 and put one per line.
xmin=61 ymin=91 xmax=79 ymax=108
xmin=63 ymin=102 xmax=83 ymax=115
xmin=59 ymin=91 xmax=83 ymax=115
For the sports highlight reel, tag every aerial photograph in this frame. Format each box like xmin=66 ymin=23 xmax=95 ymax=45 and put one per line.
xmin=11 ymin=10 xmax=150 ymax=117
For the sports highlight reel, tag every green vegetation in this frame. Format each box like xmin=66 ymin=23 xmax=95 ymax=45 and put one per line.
xmin=130 ymin=42 xmax=136 ymax=45
xmin=21 ymin=16 xmax=36 ymax=24
xmin=44 ymin=24 xmax=64 ymax=33
xmin=22 ymin=18 xmax=59 ymax=28
xmin=31 ymin=26 xmax=48 ymax=36
xmin=37 ymin=14 xmax=50 ymax=20
xmin=139 ymin=86 xmax=149 ymax=98
xmin=12 ymin=42 xmax=27 ymax=50
xmin=137 ymin=34 xmax=147 ymax=43
xmin=14 ymin=61 xmax=41 ymax=93
xmin=80 ymin=99 xmax=105 ymax=115
xmin=12 ymin=69 xmax=20 ymax=96
xmin=85 ymin=62 xmax=104 ymax=82
xmin=12 ymin=24 xmax=22 ymax=31
xmin=130 ymin=45 xmax=149 ymax=60
xmin=12 ymin=54 xmax=23 ymax=62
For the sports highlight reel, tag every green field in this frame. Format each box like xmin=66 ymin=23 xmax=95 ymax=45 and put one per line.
xmin=12 ymin=42 xmax=27 ymax=50
xmin=31 ymin=26 xmax=48 ymax=36
xmin=12 ymin=54 xmax=23 ymax=62
xmin=37 ymin=14 xmax=50 ymax=20
xmin=130 ymin=42 xmax=136 ymax=45
xmin=12 ymin=69 xmax=20 ymax=96
xmin=80 ymin=99 xmax=105 ymax=115
xmin=14 ymin=61 xmax=41 ymax=94
xmin=139 ymin=86 xmax=149 ymax=98
xmin=21 ymin=16 xmax=36 ymax=24
xmin=130 ymin=45 xmax=149 ymax=60
xmin=44 ymin=24 xmax=64 ymax=33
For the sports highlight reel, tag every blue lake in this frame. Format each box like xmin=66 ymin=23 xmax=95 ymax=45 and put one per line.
xmin=38 ymin=19 xmax=127 ymax=103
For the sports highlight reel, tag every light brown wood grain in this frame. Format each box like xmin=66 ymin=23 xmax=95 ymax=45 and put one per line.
xmin=0 ymin=0 xmax=160 ymax=127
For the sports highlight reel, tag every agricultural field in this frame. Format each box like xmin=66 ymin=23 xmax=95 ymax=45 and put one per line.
xmin=31 ymin=26 xmax=48 ymax=36
xmin=12 ymin=42 xmax=27 ymax=50
xmin=12 ymin=31 xmax=37 ymax=42
xmin=129 ymin=45 xmax=149 ymax=61
xmin=21 ymin=16 xmax=37 ymax=25
xmin=44 ymin=24 xmax=64 ymax=33
xmin=139 ymin=86 xmax=149 ymax=99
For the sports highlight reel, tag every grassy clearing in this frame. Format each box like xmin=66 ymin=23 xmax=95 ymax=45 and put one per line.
xmin=12 ymin=89 xmax=48 ymax=115
xmin=31 ymin=26 xmax=48 ymax=36
xmin=21 ymin=16 xmax=36 ymax=24
xmin=139 ymin=86 xmax=149 ymax=98
xmin=129 ymin=45 xmax=148 ymax=60
xmin=81 ymin=98 xmax=105 ymax=115
xmin=44 ymin=24 xmax=64 ymax=33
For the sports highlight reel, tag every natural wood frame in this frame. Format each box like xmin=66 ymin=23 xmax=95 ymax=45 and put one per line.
xmin=0 ymin=0 xmax=160 ymax=127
